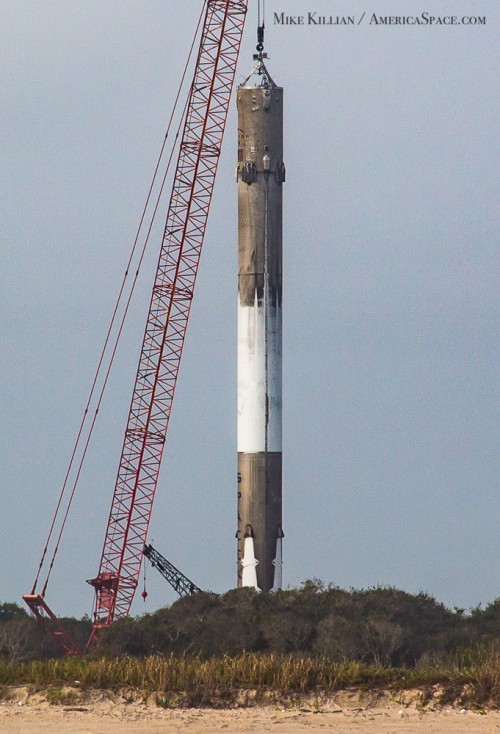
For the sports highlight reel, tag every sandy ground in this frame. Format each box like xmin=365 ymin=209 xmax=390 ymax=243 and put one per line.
xmin=1 ymin=690 xmax=500 ymax=733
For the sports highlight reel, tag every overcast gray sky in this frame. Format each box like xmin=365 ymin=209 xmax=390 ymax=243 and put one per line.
xmin=1 ymin=0 xmax=498 ymax=618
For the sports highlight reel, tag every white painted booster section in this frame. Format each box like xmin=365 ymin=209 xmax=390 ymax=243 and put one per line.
xmin=237 ymin=293 xmax=282 ymax=453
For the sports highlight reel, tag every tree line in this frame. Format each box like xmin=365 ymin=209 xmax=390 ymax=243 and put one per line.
xmin=2 ymin=582 xmax=500 ymax=664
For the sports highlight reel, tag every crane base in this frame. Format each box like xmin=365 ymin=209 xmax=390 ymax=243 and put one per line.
xmin=22 ymin=594 xmax=83 ymax=656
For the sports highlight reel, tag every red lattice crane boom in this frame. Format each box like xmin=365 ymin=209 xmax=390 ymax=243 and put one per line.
xmin=24 ymin=0 xmax=247 ymax=655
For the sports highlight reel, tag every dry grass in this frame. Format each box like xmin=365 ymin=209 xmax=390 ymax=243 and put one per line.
xmin=0 ymin=651 xmax=499 ymax=708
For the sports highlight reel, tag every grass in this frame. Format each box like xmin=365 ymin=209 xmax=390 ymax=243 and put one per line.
xmin=0 ymin=651 xmax=499 ymax=708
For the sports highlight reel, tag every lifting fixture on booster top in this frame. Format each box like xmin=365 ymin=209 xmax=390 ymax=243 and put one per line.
xmin=23 ymin=0 xmax=248 ymax=655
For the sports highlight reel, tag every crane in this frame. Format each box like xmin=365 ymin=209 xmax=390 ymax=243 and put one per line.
xmin=23 ymin=0 xmax=248 ymax=655
xmin=143 ymin=544 xmax=201 ymax=598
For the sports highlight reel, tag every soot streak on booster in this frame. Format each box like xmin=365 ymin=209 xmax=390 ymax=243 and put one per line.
xmin=236 ymin=58 xmax=285 ymax=593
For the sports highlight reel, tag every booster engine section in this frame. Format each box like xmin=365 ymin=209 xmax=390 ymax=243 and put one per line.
xmin=236 ymin=62 xmax=285 ymax=593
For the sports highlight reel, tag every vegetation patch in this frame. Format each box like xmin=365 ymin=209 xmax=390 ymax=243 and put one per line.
xmin=0 ymin=652 xmax=499 ymax=708
xmin=2 ymin=586 xmax=500 ymax=709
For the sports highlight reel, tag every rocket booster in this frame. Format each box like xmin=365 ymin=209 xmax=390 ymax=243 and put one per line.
xmin=236 ymin=60 xmax=285 ymax=592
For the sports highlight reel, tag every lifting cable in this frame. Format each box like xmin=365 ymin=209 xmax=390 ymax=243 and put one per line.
xmin=142 ymin=553 xmax=148 ymax=601
xmin=256 ymin=0 xmax=265 ymax=54
xmin=31 ymin=1 xmax=208 ymax=598
xmin=258 ymin=0 xmax=266 ymax=32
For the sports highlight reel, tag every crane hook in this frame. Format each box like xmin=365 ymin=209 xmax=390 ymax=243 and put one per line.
xmin=142 ymin=553 xmax=148 ymax=601
xmin=256 ymin=24 xmax=265 ymax=56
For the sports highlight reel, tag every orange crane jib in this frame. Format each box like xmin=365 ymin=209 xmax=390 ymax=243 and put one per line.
xmin=23 ymin=0 xmax=248 ymax=655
